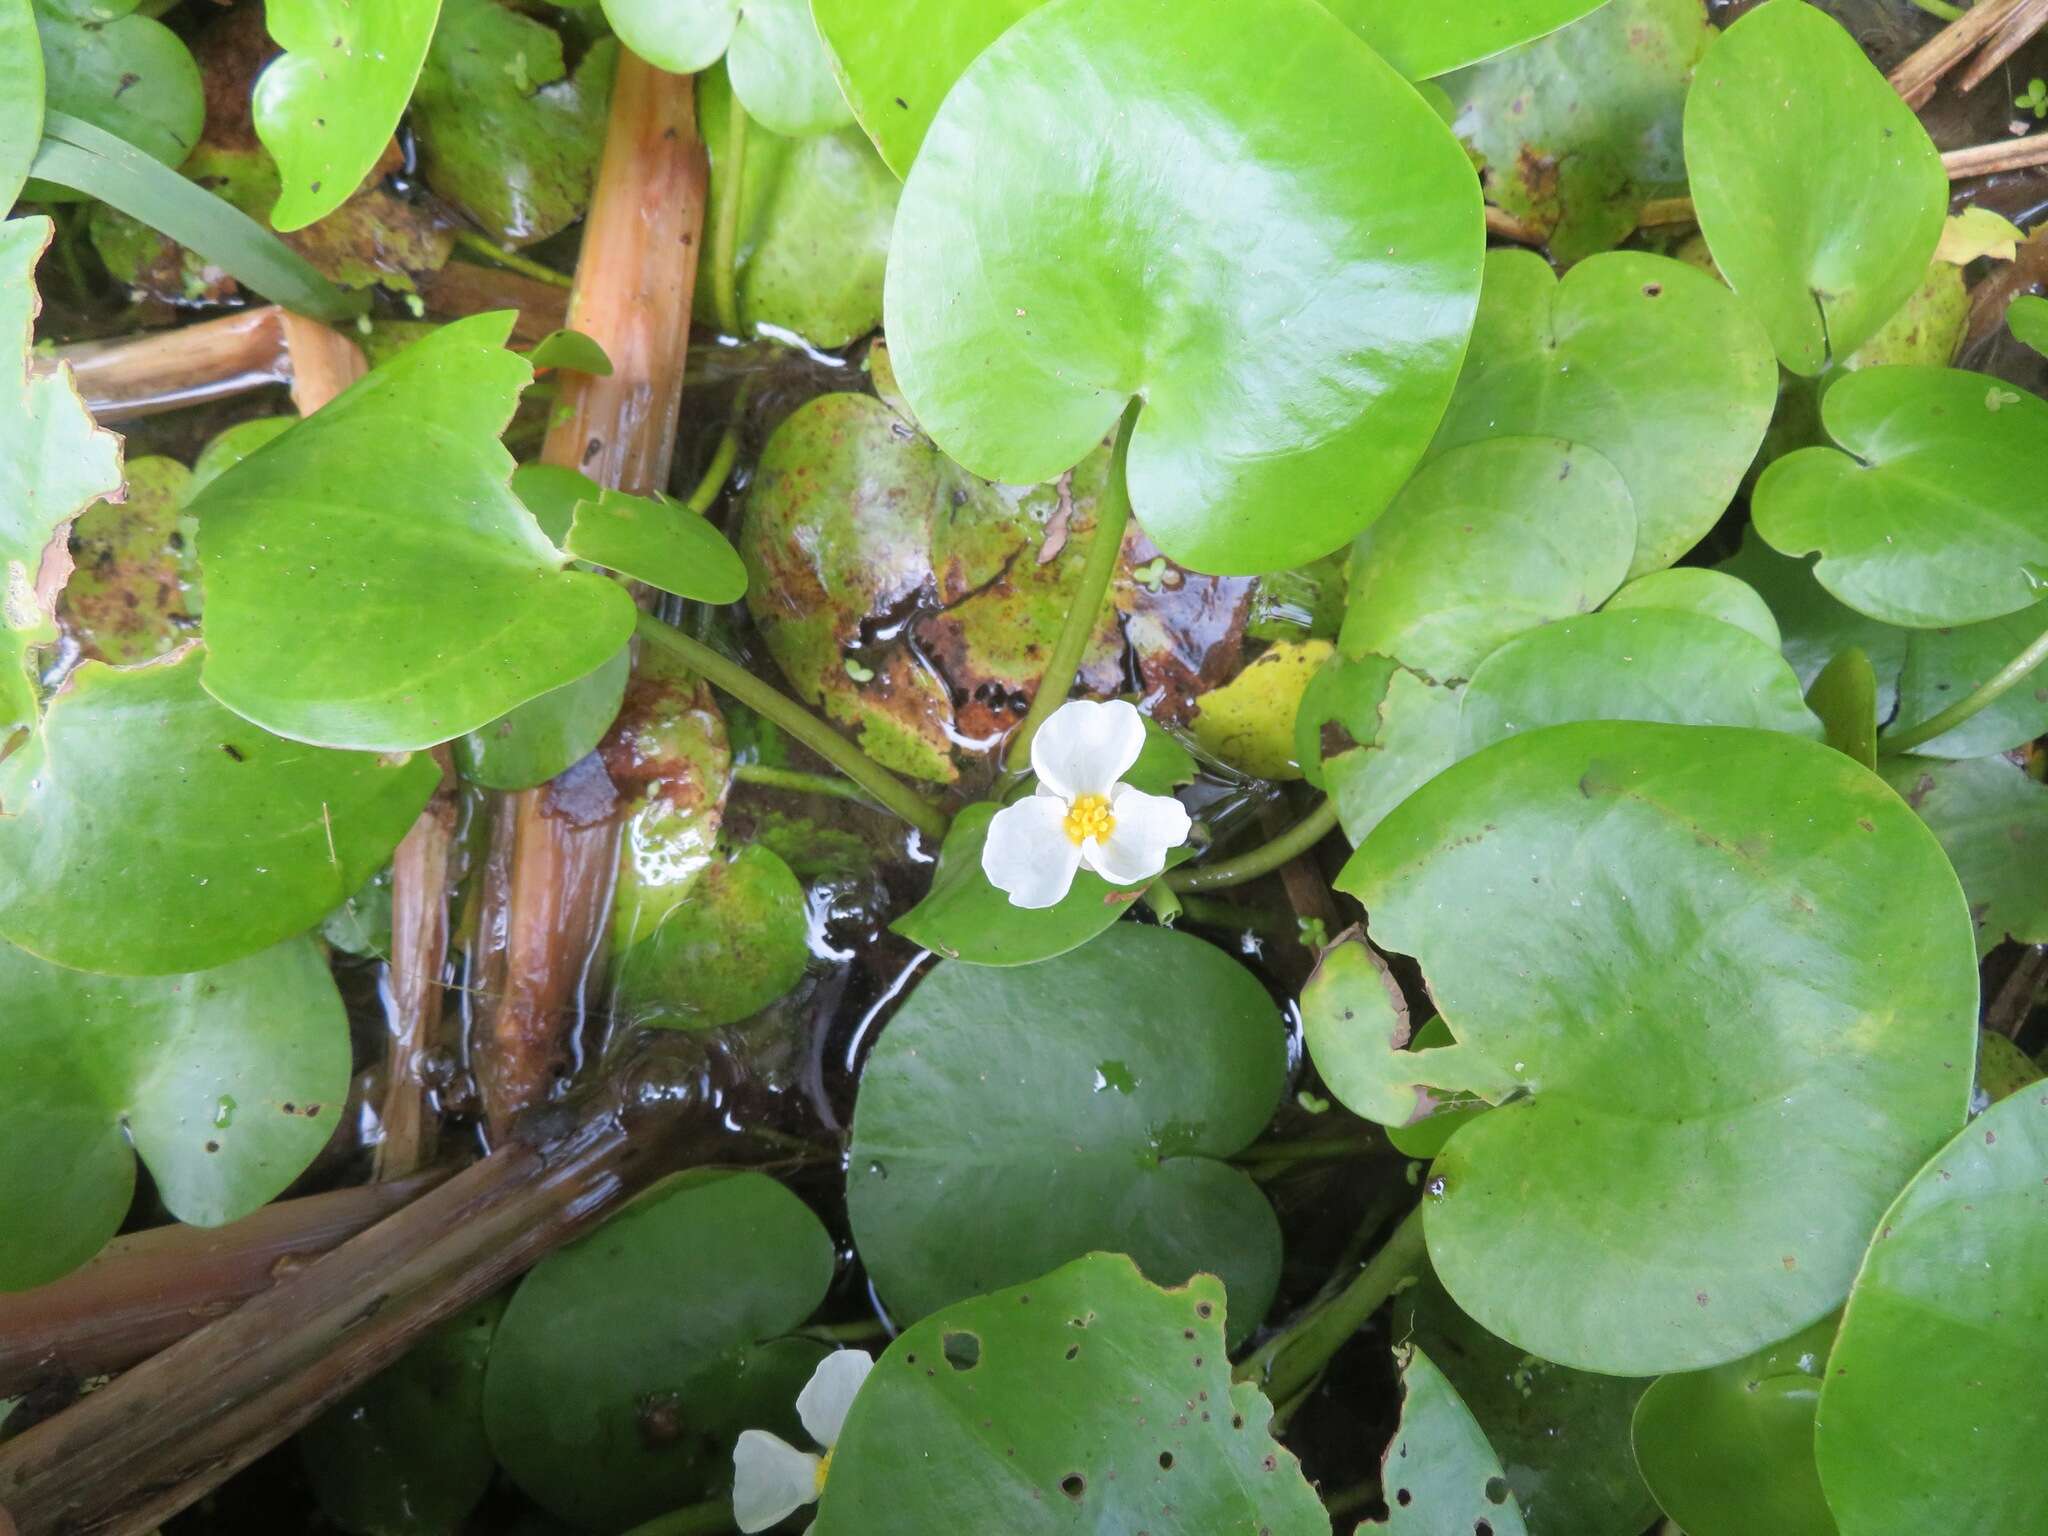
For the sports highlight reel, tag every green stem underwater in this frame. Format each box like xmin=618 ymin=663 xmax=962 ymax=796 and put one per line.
xmin=1233 ymin=1205 xmax=1426 ymax=1405
xmin=1003 ymin=399 xmax=1141 ymax=773
xmin=1883 ymin=616 xmax=2048 ymax=752
xmin=636 ymin=613 xmax=950 ymax=843
xmin=453 ymin=229 xmax=572 ymax=289
xmin=710 ymin=84 xmax=750 ymax=339
xmin=734 ymin=762 xmax=883 ymax=807
xmin=1166 ymin=798 xmax=1340 ymax=894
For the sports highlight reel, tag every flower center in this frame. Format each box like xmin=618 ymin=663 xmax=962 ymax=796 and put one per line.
xmin=1063 ymin=793 xmax=1115 ymax=845
xmin=814 ymin=1448 xmax=834 ymax=1495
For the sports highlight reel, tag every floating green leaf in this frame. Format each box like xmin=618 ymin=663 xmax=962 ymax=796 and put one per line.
xmin=58 ymin=454 xmax=198 ymax=666
xmin=1604 ymin=567 xmax=1781 ymax=648
xmin=299 ymin=1297 xmax=506 ymax=1536
xmin=1296 ymin=652 xmax=1462 ymax=843
xmin=31 ymin=0 xmax=200 ymax=183
xmin=565 ymin=487 xmax=748 ymax=603
xmin=696 ymin=65 xmax=895 ymax=348
xmin=453 ymin=647 xmax=629 ymax=792
xmin=252 ymin=0 xmax=442 ymax=231
xmin=189 ymin=417 xmax=297 ymax=498
xmin=883 ymin=0 xmax=1483 ymax=575
xmin=1341 ymin=437 xmax=1634 ymax=681
xmin=413 ymin=0 xmax=615 ymax=247
xmin=848 ymin=926 xmax=1285 ymax=1347
xmin=0 ymin=650 xmax=436 ymax=976
xmin=1682 ymin=0 xmax=1946 ymax=374
xmin=814 ymin=1254 xmax=1324 ymax=1536
xmin=1816 ymin=1090 xmax=2048 ymax=1536
xmin=484 ymin=1171 xmax=834 ymax=1529
xmin=611 ymin=843 xmax=811 ymax=1029
xmin=1457 ymin=610 xmax=1821 ymax=756
xmin=1 ymin=0 xmax=41 ymax=205
xmin=1805 ymin=648 xmax=1878 ymax=768
xmin=602 ymin=0 xmax=850 ymax=135
xmin=1443 ymin=0 xmax=1708 ymax=263
xmin=1883 ymin=754 xmax=2048 ymax=959
xmin=1426 ymin=249 xmax=1777 ymax=577
xmin=1341 ymin=723 xmax=1977 ymax=1374
xmin=1 ymin=215 xmax=124 ymax=734
xmin=194 ymin=313 xmax=637 ymax=752
xmin=1364 ymin=1346 xmax=1529 ymax=1536
xmin=1889 ymin=598 xmax=2048 ymax=758
xmin=1632 ymin=1314 xmax=1839 ymax=1536
xmin=527 ymin=328 xmax=613 ymax=376
xmin=2009 ymin=293 xmax=2048 ymax=356
xmin=1717 ymin=528 xmax=1906 ymax=725
xmin=0 ymin=935 xmax=349 ymax=1292
xmin=1302 ymin=927 xmax=1476 ymax=1128
xmin=1753 ymin=367 xmax=2048 ymax=628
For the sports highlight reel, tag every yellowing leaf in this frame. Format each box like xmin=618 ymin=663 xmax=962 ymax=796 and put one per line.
xmin=1188 ymin=639 xmax=1334 ymax=780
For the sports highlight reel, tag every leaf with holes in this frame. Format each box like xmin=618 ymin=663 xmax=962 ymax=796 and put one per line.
xmin=483 ymin=1171 xmax=835 ymax=1530
xmin=0 ymin=649 xmax=435 ymax=976
xmin=813 ymin=1254 xmax=1325 ymax=1536
xmin=1883 ymin=754 xmax=2048 ymax=959
xmin=1815 ymin=1089 xmax=2048 ymax=1536
xmin=1424 ymin=249 xmax=1776 ymax=578
xmin=1682 ymin=0 xmax=1945 ymax=374
xmin=0 ymin=934 xmax=350 ymax=1292
xmin=1340 ymin=723 xmax=1978 ymax=1375
xmin=1365 ymin=1346 xmax=1529 ymax=1536
xmin=193 ymin=313 xmax=637 ymax=752
xmin=252 ymin=0 xmax=442 ymax=231
xmin=1753 ymin=367 xmax=2048 ymax=628
xmin=884 ymin=0 xmax=1482 ymax=575
xmin=848 ymin=925 xmax=1285 ymax=1346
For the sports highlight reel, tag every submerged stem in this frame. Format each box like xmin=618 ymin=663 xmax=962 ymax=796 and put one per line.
xmin=453 ymin=229 xmax=572 ymax=289
xmin=1003 ymin=400 xmax=1141 ymax=774
xmin=1883 ymin=616 xmax=2048 ymax=752
xmin=711 ymin=84 xmax=749 ymax=338
xmin=637 ymin=613 xmax=950 ymax=843
xmin=733 ymin=762 xmax=880 ymax=807
xmin=1233 ymin=1205 xmax=1426 ymax=1405
xmin=1166 ymin=798 xmax=1340 ymax=894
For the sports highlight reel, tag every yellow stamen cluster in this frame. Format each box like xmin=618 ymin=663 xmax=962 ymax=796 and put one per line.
xmin=814 ymin=1449 xmax=834 ymax=1494
xmin=1063 ymin=793 xmax=1116 ymax=845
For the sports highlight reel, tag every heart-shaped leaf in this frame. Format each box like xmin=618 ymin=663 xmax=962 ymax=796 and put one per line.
xmin=1883 ymin=754 xmax=2048 ymax=959
xmin=1441 ymin=0 xmax=1709 ymax=263
xmin=1341 ymin=437 xmax=1635 ymax=681
xmin=1604 ymin=567 xmax=1782 ymax=648
xmin=2 ymin=215 xmax=124 ymax=734
xmin=848 ymin=925 xmax=1285 ymax=1346
xmin=194 ymin=312 xmax=638 ymax=752
xmin=252 ymin=0 xmax=442 ymax=231
xmin=883 ymin=0 xmax=1484 ymax=575
xmin=1457 ymin=610 xmax=1822 ymax=756
xmin=31 ymin=0 xmax=201 ymax=186
xmin=0 ymin=934 xmax=350 ymax=1291
xmin=602 ymin=0 xmax=850 ymax=135
xmin=565 ymin=487 xmax=748 ymax=603
xmin=1 ymin=0 xmax=41 ymax=206
xmin=1815 ymin=1089 xmax=2048 ymax=1536
xmin=695 ymin=64 xmax=896 ymax=348
xmin=813 ymin=1254 xmax=1324 ymax=1536
xmin=453 ymin=647 xmax=630 ymax=792
xmin=1682 ymin=0 xmax=1946 ymax=374
xmin=0 ymin=649 xmax=436 ymax=976
xmin=1339 ymin=722 xmax=1978 ymax=1374
xmin=1366 ymin=1346 xmax=1529 ymax=1535
xmin=1753 ymin=367 xmax=2048 ymax=627
xmin=1425 ymin=249 xmax=1777 ymax=577
xmin=1631 ymin=1314 xmax=1839 ymax=1536
xmin=483 ymin=1170 xmax=835 ymax=1529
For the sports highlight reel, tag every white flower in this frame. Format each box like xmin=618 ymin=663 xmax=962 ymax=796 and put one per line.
xmin=733 ymin=1349 xmax=873 ymax=1532
xmin=982 ymin=698 xmax=1193 ymax=909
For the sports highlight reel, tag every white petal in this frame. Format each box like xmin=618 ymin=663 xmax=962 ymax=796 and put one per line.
xmin=796 ymin=1348 xmax=875 ymax=1447
xmin=982 ymin=796 xmax=1085 ymax=909
xmin=1082 ymin=785 xmax=1193 ymax=886
xmin=733 ymin=1431 xmax=820 ymax=1533
xmin=1029 ymin=698 xmax=1145 ymax=800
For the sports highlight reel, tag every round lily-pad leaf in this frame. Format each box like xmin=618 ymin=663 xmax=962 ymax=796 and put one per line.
xmin=1340 ymin=722 xmax=1978 ymax=1375
xmin=1883 ymin=754 xmax=2048 ymax=959
xmin=1341 ymin=437 xmax=1635 ymax=682
xmin=696 ymin=65 xmax=896 ymax=349
xmin=883 ymin=0 xmax=1484 ymax=576
xmin=813 ymin=1254 xmax=1325 ymax=1536
xmin=1752 ymin=366 xmax=2048 ymax=628
xmin=483 ymin=1170 xmax=834 ymax=1530
xmin=299 ymin=1296 xmax=505 ymax=1536
xmin=1632 ymin=1313 xmax=1838 ymax=1536
xmin=1815 ymin=1089 xmax=2048 ymax=1536
xmin=58 ymin=455 xmax=200 ymax=666
xmin=1426 ymin=249 xmax=1777 ymax=578
xmin=1365 ymin=1345 xmax=1529 ymax=1536
xmin=33 ymin=0 xmax=202 ymax=185
xmin=602 ymin=0 xmax=850 ymax=136
xmin=848 ymin=925 xmax=1286 ymax=1346
xmin=1457 ymin=609 xmax=1822 ymax=756
xmin=1603 ymin=568 xmax=1781 ymax=649
xmin=610 ymin=843 xmax=811 ymax=1030
xmin=1682 ymin=0 xmax=1945 ymax=375
xmin=1396 ymin=1273 xmax=1657 ymax=1536
xmin=1296 ymin=652 xmax=1462 ymax=843
xmin=1889 ymin=598 xmax=2048 ymax=759
xmin=454 ymin=646 xmax=630 ymax=792
xmin=1717 ymin=527 xmax=1906 ymax=726
xmin=194 ymin=312 xmax=638 ymax=752
xmin=0 ymin=934 xmax=350 ymax=1292
xmin=2010 ymin=293 xmax=2048 ymax=357
xmin=252 ymin=0 xmax=442 ymax=231
xmin=0 ymin=649 xmax=437 ymax=976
